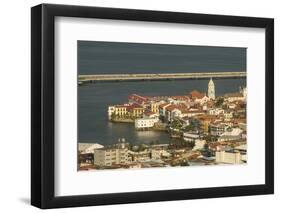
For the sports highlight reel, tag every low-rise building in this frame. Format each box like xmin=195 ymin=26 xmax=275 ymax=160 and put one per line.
xmin=210 ymin=123 xmax=229 ymax=136
xmin=224 ymin=92 xmax=245 ymax=102
xmin=224 ymin=110 xmax=234 ymax=120
xmin=208 ymin=108 xmax=224 ymax=115
xmin=183 ymin=132 xmax=200 ymax=142
xmin=135 ymin=117 xmax=158 ymax=129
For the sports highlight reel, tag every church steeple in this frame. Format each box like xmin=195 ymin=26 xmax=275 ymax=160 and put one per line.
xmin=208 ymin=78 xmax=215 ymax=100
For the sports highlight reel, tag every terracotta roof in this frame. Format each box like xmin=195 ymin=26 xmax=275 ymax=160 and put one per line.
xmin=144 ymin=111 xmax=157 ymax=116
xmin=169 ymin=95 xmax=190 ymax=100
xmin=190 ymin=90 xmax=206 ymax=99
xmin=225 ymin=93 xmax=244 ymax=98
xmin=166 ymin=104 xmax=189 ymax=112
xmin=126 ymin=103 xmax=143 ymax=110
xmin=115 ymin=104 xmax=129 ymax=108
xmin=128 ymin=94 xmax=148 ymax=104
xmin=159 ymin=103 xmax=170 ymax=108
xmin=165 ymin=105 xmax=178 ymax=111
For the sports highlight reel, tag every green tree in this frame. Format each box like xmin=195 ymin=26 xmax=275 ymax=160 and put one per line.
xmin=215 ymin=97 xmax=224 ymax=107
xmin=171 ymin=119 xmax=183 ymax=129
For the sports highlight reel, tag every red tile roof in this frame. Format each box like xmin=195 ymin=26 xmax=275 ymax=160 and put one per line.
xmin=190 ymin=90 xmax=206 ymax=99
xmin=128 ymin=94 xmax=148 ymax=104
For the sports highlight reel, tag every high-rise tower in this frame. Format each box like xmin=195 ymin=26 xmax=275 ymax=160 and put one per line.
xmin=208 ymin=78 xmax=215 ymax=100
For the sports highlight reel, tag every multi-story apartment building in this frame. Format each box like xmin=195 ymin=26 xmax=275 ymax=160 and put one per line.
xmin=215 ymin=150 xmax=242 ymax=164
xmin=150 ymin=102 xmax=160 ymax=114
xmin=94 ymin=143 xmax=129 ymax=167
xmin=127 ymin=103 xmax=145 ymax=118
xmin=114 ymin=105 xmax=128 ymax=117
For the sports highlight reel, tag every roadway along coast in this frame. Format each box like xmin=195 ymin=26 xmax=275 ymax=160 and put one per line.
xmin=78 ymin=71 xmax=246 ymax=84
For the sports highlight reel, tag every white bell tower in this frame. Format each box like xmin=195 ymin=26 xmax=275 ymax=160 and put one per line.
xmin=208 ymin=78 xmax=215 ymax=100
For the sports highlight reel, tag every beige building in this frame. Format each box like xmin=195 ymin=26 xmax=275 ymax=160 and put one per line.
xmin=150 ymin=102 xmax=160 ymax=114
xmin=94 ymin=143 xmax=129 ymax=166
xmin=215 ymin=151 xmax=242 ymax=164
xmin=114 ymin=105 xmax=128 ymax=117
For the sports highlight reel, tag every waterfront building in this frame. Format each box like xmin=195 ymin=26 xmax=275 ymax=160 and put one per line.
xmin=114 ymin=105 xmax=128 ymax=117
xmin=127 ymin=103 xmax=145 ymax=118
xmin=94 ymin=142 xmax=129 ymax=167
xmin=135 ymin=117 xmax=158 ymax=129
xmin=108 ymin=106 xmax=116 ymax=120
xmin=208 ymin=78 xmax=215 ymax=100
xmin=128 ymin=94 xmax=148 ymax=106
xmin=165 ymin=104 xmax=190 ymax=122
xmin=143 ymin=111 xmax=158 ymax=119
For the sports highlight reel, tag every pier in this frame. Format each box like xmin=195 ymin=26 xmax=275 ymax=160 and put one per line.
xmin=79 ymin=71 xmax=246 ymax=84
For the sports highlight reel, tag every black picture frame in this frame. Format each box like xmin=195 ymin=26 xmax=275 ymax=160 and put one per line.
xmin=31 ymin=3 xmax=274 ymax=209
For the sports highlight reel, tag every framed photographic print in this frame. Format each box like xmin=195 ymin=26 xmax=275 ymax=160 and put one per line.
xmin=31 ymin=4 xmax=274 ymax=209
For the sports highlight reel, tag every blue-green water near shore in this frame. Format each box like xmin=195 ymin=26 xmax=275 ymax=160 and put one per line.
xmin=78 ymin=78 xmax=246 ymax=145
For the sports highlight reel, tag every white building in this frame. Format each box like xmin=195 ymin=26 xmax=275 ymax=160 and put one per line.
xmin=192 ymin=139 xmax=206 ymax=150
xmin=183 ymin=132 xmax=200 ymax=142
xmin=225 ymin=93 xmax=245 ymax=102
xmin=108 ymin=106 xmax=115 ymax=120
xmin=94 ymin=143 xmax=129 ymax=167
xmin=208 ymin=78 xmax=215 ymax=100
xmin=210 ymin=123 xmax=229 ymax=136
xmin=208 ymin=108 xmax=224 ymax=115
xmin=166 ymin=108 xmax=184 ymax=122
xmin=215 ymin=151 xmax=242 ymax=164
xmin=135 ymin=117 xmax=158 ymax=129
